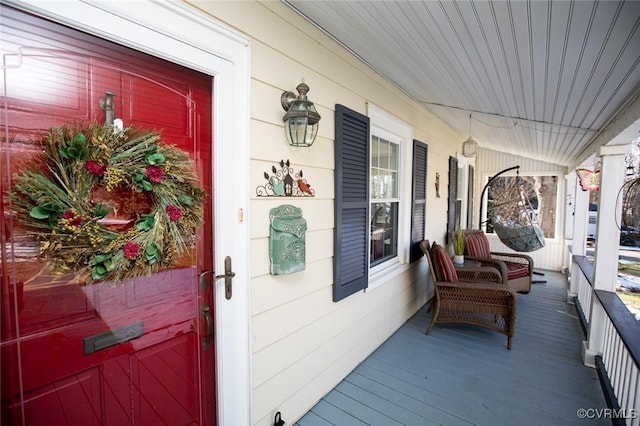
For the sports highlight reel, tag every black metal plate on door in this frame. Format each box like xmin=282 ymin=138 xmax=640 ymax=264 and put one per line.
xmin=83 ymin=321 xmax=144 ymax=355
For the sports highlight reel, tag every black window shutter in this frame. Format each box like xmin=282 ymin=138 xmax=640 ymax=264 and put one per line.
xmin=333 ymin=104 xmax=370 ymax=302
xmin=467 ymin=165 xmax=475 ymax=229
xmin=446 ymin=156 xmax=459 ymax=242
xmin=410 ymin=140 xmax=428 ymax=262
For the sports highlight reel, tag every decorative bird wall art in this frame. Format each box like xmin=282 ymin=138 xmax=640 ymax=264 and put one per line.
xmin=257 ymin=159 xmax=315 ymax=197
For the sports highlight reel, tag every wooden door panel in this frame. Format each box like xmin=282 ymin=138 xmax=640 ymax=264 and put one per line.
xmin=122 ymin=73 xmax=192 ymax=141
xmin=132 ymin=334 xmax=200 ymax=425
xmin=125 ymin=268 xmax=195 ymax=309
xmin=13 ymin=271 xmax=97 ymax=334
xmin=2 ymin=56 xmax=90 ymax=119
xmin=4 ymin=368 xmax=103 ymax=426
xmin=3 ymin=321 xmax=124 ymax=393
xmin=4 ymin=273 xmax=195 ymax=394
xmin=102 ymin=357 xmax=135 ymax=425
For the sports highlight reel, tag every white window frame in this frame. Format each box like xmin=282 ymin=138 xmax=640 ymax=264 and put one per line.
xmin=367 ymin=103 xmax=413 ymax=289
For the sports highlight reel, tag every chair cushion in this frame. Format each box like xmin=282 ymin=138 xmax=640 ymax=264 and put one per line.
xmin=464 ymin=232 xmax=492 ymax=258
xmin=505 ymin=261 xmax=529 ymax=279
xmin=431 ymin=242 xmax=458 ymax=282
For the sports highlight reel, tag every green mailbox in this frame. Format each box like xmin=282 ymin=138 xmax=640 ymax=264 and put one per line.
xmin=269 ymin=205 xmax=307 ymax=275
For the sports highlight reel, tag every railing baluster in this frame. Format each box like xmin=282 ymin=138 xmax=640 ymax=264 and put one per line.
xmin=632 ymin=377 xmax=640 ymax=426
xmin=614 ymin=334 xmax=621 ymax=395
xmin=624 ymin=354 xmax=634 ymax=413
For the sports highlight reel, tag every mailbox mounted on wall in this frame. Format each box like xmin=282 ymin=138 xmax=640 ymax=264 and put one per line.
xmin=269 ymin=204 xmax=307 ymax=275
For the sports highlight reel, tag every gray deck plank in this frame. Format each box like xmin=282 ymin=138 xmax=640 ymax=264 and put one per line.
xmin=323 ymin=389 xmax=406 ymax=426
xmin=295 ymin=410 xmax=334 ymax=426
xmin=334 ymin=380 xmax=441 ymax=426
xmin=295 ymin=271 xmax=609 ymax=426
xmin=302 ymin=400 xmax=369 ymax=426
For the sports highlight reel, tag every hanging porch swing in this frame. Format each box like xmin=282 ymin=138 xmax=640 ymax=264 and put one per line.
xmin=620 ymin=176 xmax=640 ymax=242
xmin=480 ymin=166 xmax=545 ymax=252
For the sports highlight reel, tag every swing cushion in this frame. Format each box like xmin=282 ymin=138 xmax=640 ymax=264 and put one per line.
xmin=464 ymin=232 xmax=492 ymax=258
xmin=431 ymin=243 xmax=458 ymax=283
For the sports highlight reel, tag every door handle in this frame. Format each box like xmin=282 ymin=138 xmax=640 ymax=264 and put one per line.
xmin=198 ymin=271 xmax=214 ymax=352
xmin=201 ymin=304 xmax=213 ymax=351
xmin=214 ymin=256 xmax=235 ymax=300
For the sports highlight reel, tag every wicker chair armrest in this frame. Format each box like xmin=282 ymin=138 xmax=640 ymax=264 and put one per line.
xmin=455 ymin=266 xmax=504 ymax=283
xmin=437 ymin=280 xmax=518 ymax=298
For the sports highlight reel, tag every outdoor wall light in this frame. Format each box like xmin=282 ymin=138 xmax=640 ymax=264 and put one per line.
xmin=281 ymin=80 xmax=321 ymax=147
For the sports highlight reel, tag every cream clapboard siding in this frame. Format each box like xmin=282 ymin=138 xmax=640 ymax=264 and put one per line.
xmin=475 ymin=147 xmax=569 ymax=271
xmin=194 ymin=1 xmax=463 ymax=424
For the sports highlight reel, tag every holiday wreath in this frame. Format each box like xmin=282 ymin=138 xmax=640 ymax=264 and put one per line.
xmin=9 ymin=122 xmax=205 ymax=283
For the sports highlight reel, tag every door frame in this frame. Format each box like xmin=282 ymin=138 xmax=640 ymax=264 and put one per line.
xmin=2 ymin=1 xmax=253 ymax=424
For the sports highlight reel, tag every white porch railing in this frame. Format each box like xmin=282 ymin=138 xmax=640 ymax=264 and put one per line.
xmin=574 ymin=255 xmax=594 ymax=328
xmin=573 ymin=255 xmax=640 ymax=426
xmin=601 ymin=303 xmax=640 ymax=425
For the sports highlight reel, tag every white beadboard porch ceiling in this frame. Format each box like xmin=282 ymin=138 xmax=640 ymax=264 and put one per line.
xmin=283 ymin=0 xmax=640 ymax=168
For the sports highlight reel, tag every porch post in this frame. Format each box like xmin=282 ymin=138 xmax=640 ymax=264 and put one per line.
xmin=582 ymin=144 xmax=628 ymax=367
xmin=568 ymin=175 xmax=589 ymax=301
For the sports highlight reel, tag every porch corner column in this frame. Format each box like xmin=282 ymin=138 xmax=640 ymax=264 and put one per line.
xmin=568 ymin=175 xmax=589 ymax=301
xmin=583 ymin=144 xmax=628 ymax=367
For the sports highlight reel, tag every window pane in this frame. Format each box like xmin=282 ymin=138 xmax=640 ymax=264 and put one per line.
xmin=371 ymin=136 xmax=380 ymax=168
xmin=372 ymin=170 xmax=397 ymax=199
xmin=370 ymin=169 xmax=379 ymax=198
xmin=370 ymin=136 xmax=398 ymax=200
xmin=389 ymin=142 xmax=398 ymax=172
xmin=390 ymin=171 xmax=397 ymax=198
xmin=380 ymin=140 xmax=389 ymax=169
xmin=370 ymin=202 xmax=398 ymax=265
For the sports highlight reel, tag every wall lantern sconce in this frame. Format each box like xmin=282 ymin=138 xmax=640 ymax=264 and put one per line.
xmin=462 ymin=114 xmax=478 ymax=158
xmin=281 ymin=80 xmax=321 ymax=147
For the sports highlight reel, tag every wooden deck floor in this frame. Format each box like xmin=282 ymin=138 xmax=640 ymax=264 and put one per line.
xmin=295 ymin=270 xmax=609 ymax=426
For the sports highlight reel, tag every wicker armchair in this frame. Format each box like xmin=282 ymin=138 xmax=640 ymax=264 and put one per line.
xmin=460 ymin=229 xmax=534 ymax=294
xmin=421 ymin=240 xmax=518 ymax=349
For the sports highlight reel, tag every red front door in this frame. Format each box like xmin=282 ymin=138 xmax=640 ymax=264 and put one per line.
xmin=1 ymin=6 xmax=215 ymax=425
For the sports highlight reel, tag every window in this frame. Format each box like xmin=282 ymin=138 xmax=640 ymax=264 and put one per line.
xmin=333 ymin=104 xmax=421 ymax=301
xmin=368 ymin=105 xmax=413 ymax=276
xmin=370 ymin=135 xmax=399 ymax=265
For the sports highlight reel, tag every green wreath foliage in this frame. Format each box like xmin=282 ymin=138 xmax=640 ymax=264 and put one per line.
xmin=9 ymin=122 xmax=206 ymax=283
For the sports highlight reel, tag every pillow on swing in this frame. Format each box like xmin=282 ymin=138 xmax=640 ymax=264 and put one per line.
xmin=431 ymin=242 xmax=458 ymax=283
xmin=464 ymin=232 xmax=492 ymax=258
